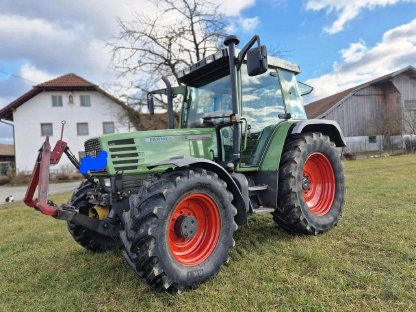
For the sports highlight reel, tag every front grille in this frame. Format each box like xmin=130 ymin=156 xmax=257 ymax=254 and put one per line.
xmin=84 ymin=138 xmax=101 ymax=156
xmin=107 ymin=138 xmax=144 ymax=172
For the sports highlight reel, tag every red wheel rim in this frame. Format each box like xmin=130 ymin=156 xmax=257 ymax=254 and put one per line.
xmin=167 ymin=193 xmax=220 ymax=266
xmin=302 ymin=152 xmax=336 ymax=216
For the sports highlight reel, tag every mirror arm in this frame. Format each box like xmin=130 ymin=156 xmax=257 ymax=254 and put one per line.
xmin=237 ymin=35 xmax=260 ymax=62
xmin=147 ymin=93 xmax=155 ymax=115
xmin=149 ymin=88 xmax=167 ymax=96
xmin=161 ymin=76 xmax=174 ymax=129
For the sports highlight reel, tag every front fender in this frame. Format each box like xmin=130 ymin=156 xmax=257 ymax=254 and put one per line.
xmin=148 ymin=157 xmax=248 ymax=225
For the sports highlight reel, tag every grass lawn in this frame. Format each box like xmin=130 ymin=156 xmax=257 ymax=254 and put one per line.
xmin=1 ymin=155 xmax=415 ymax=311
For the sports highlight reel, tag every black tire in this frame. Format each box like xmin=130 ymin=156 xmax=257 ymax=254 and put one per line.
xmin=273 ymin=132 xmax=345 ymax=235
xmin=120 ymin=168 xmax=237 ymax=291
xmin=67 ymin=180 xmax=122 ymax=252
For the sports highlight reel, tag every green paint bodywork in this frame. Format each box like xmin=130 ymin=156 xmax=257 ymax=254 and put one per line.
xmin=259 ymin=121 xmax=295 ymax=171
xmin=93 ymin=120 xmax=295 ymax=177
xmin=97 ymin=128 xmax=217 ymax=175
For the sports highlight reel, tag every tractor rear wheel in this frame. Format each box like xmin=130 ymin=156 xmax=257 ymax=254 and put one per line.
xmin=273 ymin=132 xmax=345 ymax=234
xmin=67 ymin=180 xmax=122 ymax=252
xmin=120 ymin=168 xmax=237 ymax=291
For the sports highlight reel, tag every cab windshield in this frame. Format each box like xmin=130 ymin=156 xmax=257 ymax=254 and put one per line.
xmin=183 ymin=74 xmax=232 ymax=128
xmin=181 ymin=64 xmax=306 ymax=129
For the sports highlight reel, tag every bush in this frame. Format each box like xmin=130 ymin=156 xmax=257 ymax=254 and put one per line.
xmin=59 ymin=164 xmax=75 ymax=175
xmin=0 ymin=176 xmax=10 ymax=186
xmin=68 ymin=172 xmax=83 ymax=180
xmin=343 ymin=152 xmax=357 ymax=161
xmin=7 ymin=172 xmax=30 ymax=185
xmin=55 ymin=173 xmax=70 ymax=181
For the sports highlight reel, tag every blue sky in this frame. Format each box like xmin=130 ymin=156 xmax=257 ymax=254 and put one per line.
xmin=248 ymin=1 xmax=416 ymax=76
xmin=1 ymin=0 xmax=416 ymax=143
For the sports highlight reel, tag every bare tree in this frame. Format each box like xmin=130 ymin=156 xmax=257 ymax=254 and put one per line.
xmin=110 ymin=0 xmax=227 ymax=112
xmin=402 ymin=110 xmax=416 ymax=152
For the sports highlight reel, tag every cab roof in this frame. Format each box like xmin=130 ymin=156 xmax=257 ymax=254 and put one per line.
xmin=177 ymin=48 xmax=300 ymax=88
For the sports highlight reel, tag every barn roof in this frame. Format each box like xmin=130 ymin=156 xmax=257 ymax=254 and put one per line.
xmin=0 ymin=73 xmax=126 ymax=121
xmin=305 ymin=65 xmax=416 ymax=119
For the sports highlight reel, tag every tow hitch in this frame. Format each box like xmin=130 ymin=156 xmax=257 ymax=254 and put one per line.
xmin=23 ymin=121 xmax=119 ymax=237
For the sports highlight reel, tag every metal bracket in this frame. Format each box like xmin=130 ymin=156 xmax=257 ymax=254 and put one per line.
xmin=24 ymin=121 xmax=69 ymax=216
xmin=56 ymin=205 xmax=120 ymax=238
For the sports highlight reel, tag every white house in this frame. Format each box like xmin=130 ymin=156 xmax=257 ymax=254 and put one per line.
xmin=0 ymin=73 xmax=131 ymax=172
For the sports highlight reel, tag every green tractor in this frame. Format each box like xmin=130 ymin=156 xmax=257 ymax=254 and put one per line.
xmin=24 ymin=35 xmax=346 ymax=291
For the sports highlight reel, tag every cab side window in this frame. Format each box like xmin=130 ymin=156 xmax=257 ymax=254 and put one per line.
xmin=239 ymin=65 xmax=285 ymax=167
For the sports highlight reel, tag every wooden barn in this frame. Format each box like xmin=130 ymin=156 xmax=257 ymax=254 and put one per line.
xmin=305 ymin=66 xmax=416 ymax=153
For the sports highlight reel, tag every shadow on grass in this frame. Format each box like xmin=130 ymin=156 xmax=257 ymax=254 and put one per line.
xmin=62 ymin=214 xmax=296 ymax=298
xmin=232 ymin=214 xmax=297 ymax=260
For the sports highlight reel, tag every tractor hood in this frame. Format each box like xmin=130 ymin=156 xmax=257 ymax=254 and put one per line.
xmin=84 ymin=128 xmax=218 ymax=175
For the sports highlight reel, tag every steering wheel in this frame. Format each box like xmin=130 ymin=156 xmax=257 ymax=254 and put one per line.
xmin=201 ymin=110 xmax=231 ymax=121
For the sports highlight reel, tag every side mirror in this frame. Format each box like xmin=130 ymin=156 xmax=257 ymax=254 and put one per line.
xmin=147 ymin=93 xmax=155 ymax=115
xmin=247 ymin=45 xmax=268 ymax=76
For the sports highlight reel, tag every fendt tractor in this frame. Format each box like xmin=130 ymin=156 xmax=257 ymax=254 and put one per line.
xmin=24 ymin=35 xmax=346 ymax=291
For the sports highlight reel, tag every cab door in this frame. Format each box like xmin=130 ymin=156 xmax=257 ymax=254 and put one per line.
xmin=238 ymin=65 xmax=286 ymax=167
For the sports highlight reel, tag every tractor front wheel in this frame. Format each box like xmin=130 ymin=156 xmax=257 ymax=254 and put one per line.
xmin=273 ymin=132 xmax=345 ymax=234
xmin=120 ymin=168 xmax=237 ymax=291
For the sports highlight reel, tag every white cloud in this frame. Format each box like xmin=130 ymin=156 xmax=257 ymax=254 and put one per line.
xmin=340 ymin=40 xmax=368 ymax=63
xmin=0 ymin=13 xmax=114 ymax=87
xmin=19 ymin=63 xmax=54 ymax=84
xmin=0 ymin=0 xmax=256 ymax=112
xmin=226 ymin=16 xmax=260 ymax=34
xmin=239 ymin=16 xmax=260 ymax=32
xmin=305 ymin=19 xmax=416 ymax=102
xmin=219 ymin=0 xmax=255 ymax=16
xmin=305 ymin=0 xmax=416 ymax=34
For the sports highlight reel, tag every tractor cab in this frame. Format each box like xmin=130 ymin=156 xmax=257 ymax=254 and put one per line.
xmin=148 ymin=35 xmax=313 ymax=168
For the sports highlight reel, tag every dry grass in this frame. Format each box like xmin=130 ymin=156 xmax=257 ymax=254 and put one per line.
xmin=1 ymin=155 xmax=415 ymax=311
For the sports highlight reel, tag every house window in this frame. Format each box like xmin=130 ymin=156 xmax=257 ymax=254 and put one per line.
xmin=103 ymin=122 xmax=115 ymax=134
xmin=77 ymin=123 xmax=89 ymax=135
xmin=80 ymin=95 xmax=91 ymax=107
xmin=41 ymin=123 xmax=53 ymax=136
xmin=52 ymin=95 xmax=63 ymax=107
xmin=78 ymin=151 xmax=86 ymax=161
xmin=369 ymin=136 xmax=377 ymax=143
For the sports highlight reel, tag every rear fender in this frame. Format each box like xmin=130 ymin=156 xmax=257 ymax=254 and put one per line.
xmin=291 ymin=120 xmax=347 ymax=147
xmin=252 ymin=122 xmax=293 ymax=209
xmin=148 ymin=157 xmax=248 ymax=225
